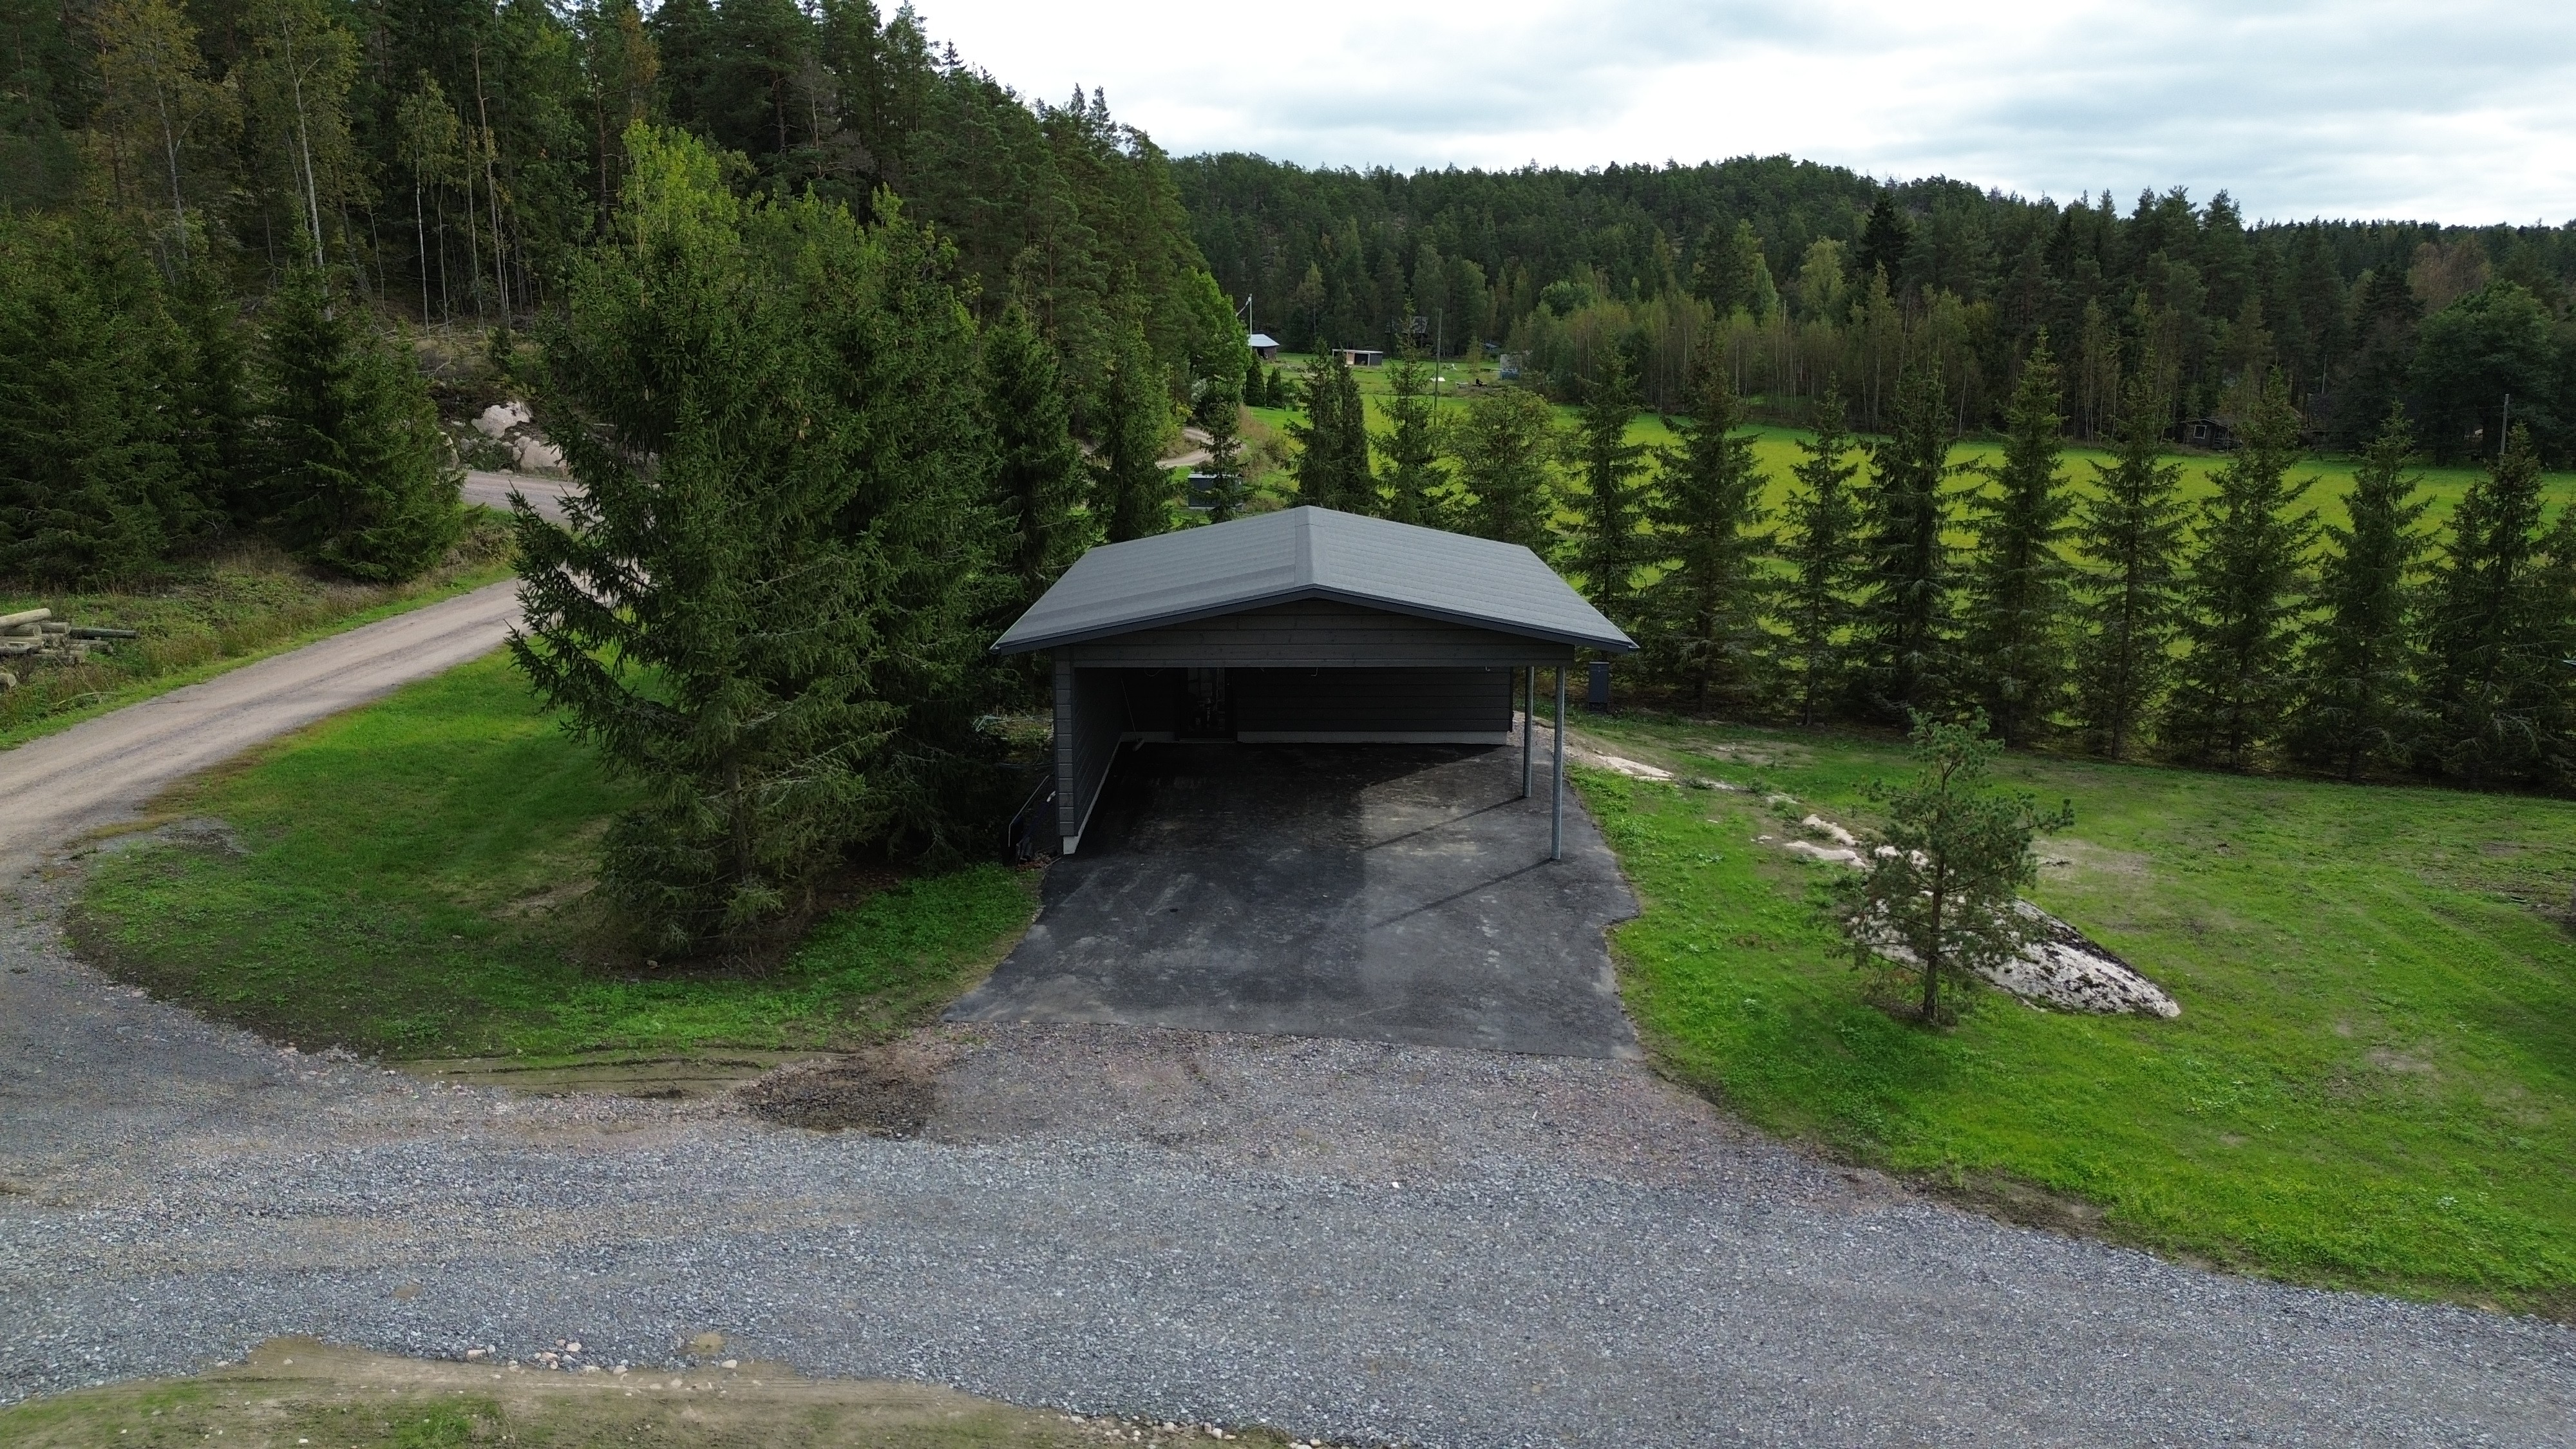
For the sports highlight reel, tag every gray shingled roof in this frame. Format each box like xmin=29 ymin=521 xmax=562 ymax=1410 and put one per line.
xmin=993 ymin=506 xmax=1636 ymax=654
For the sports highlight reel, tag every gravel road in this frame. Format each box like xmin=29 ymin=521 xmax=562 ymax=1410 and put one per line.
xmin=4 ymin=866 xmax=2571 ymax=1446
xmin=0 ymin=583 xmax=523 ymax=882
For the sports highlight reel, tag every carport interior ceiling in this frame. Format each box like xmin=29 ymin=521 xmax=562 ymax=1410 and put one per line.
xmin=994 ymin=506 xmax=1636 ymax=855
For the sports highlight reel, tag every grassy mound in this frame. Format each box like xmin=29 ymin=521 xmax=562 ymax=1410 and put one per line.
xmin=1575 ymin=714 xmax=2576 ymax=1314
xmin=73 ymin=652 xmax=1037 ymax=1060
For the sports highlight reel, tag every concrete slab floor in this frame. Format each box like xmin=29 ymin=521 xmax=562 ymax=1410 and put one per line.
xmin=949 ymin=741 xmax=1641 ymax=1058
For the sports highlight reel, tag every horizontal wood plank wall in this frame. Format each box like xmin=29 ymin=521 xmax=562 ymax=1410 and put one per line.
xmin=1054 ymin=661 xmax=1130 ymax=852
xmin=1233 ymin=667 xmax=1513 ymax=738
xmin=1059 ymin=598 xmax=1576 ymax=668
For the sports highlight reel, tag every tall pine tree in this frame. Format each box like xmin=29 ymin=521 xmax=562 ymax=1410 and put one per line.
xmin=1570 ymin=351 xmax=1651 ymax=625
xmin=1452 ymin=384 xmax=1556 ymax=551
xmin=1093 ymin=327 xmax=1171 ymax=543
xmin=980 ymin=300 xmax=1087 ymax=612
xmin=1376 ymin=353 xmax=1442 ymax=526
xmin=2160 ymin=375 xmax=2315 ymax=768
xmin=1647 ymin=363 xmax=1768 ymax=710
xmin=2418 ymin=423 xmax=2556 ymax=787
xmin=1771 ymin=388 xmax=1863 ymax=724
xmin=256 ymin=267 xmax=461 ymax=582
xmin=1290 ymin=348 xmax=1371 ymax=513
xmin=2284 ymin=406 xmax=2429 ymax=779
xmin=2072 ymin=364 xmax=2189 ymax=759
xmin=1853 ymin=361 xmax=1955 ymax=721
xmin=1957 ymin=340 xmax=2072 ymax=746
xmin=1199 ymin=363 xmax=1246 ymax=522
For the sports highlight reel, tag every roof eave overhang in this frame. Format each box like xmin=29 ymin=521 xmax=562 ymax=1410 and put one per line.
xmin=990 ymin=583 xmax=1636 ymax=656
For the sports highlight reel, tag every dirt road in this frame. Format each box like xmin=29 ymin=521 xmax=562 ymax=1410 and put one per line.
xmin=462 ymin=470 xmax=574 ymax=521
xmin=0 ymin=580 xmax=522 ymax=882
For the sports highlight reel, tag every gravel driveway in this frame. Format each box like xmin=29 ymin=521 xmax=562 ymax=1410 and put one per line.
xmin=5 ymin=871 xmax=2571 ymax=1446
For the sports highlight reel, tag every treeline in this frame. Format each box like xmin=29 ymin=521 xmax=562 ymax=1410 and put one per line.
xmin=0 ymin=0 xmax=1244 ymax=585
xmin=1291 ymin=346 xmax=2576 ymax=794
xmin=1179 ymin=155 xmax=2576 ymax=463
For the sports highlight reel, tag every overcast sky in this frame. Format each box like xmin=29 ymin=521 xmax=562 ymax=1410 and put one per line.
xmin=915 ymin=0 xmax=2575 ymax=226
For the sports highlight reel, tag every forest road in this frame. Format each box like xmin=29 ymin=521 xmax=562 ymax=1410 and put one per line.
xmin=0 ymin=580 xmax=523 ymax=884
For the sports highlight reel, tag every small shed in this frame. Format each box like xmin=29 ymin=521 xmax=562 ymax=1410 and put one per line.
xmin=1335 ymin=348 xmax=1385 ymax=368
xmin=1247 ymin=332 xmax=1281 ymax=361
xmin=994 ymin=507 xmax=1636 ymax=859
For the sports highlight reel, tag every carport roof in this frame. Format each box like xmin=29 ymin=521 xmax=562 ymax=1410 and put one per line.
xmin=993 ymin=506 xmax=1637 ymax=654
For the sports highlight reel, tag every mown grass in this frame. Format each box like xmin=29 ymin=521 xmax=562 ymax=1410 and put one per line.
xmin=73 ymin=652 xmax=1038 ymax=1061
xmin=1569 ymin=712 xmax=2576 ymax=1314
xmin=0 ymin=516 xmax=516 ymax=752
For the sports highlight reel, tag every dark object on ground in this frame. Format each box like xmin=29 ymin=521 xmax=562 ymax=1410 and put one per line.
xmin=740 ymin=1050 xmax=943 ymax=1135
xmin=948 ymin=741 xmax=1640 ymax=1057
xmin=1589 ymin=659 xmax=1611 ymax=711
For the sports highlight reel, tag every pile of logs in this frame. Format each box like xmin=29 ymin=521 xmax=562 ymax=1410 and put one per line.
xmin=0 ymin=607 xmax=139 ymax=691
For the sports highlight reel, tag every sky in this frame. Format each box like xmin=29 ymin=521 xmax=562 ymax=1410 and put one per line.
xmin=914 ymin=0 xmax=2576 ymax=226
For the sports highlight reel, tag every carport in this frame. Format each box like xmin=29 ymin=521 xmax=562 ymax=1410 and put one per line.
xmin=993 ymin=506 xmax=1636 ymax=859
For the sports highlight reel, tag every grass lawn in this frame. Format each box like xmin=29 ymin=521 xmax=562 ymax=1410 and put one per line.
xmin=0 ymin=1338 xmax=1247 ymax=1448
xmin=72 ymin=652 xmax=1038 ymax=1061
xmin=0 ymin=518 xmax=516 ymax=752
xmin=1569 ymin=712 xmax=2576 ymax=1314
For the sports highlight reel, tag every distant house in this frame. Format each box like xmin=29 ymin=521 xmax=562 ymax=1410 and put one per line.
xmin=1335 ymin=348 xmax=1385 ymax=368
xmin=2184 ymin=415 xmax=2237 ymax=450
xmin=1247 ymin=332 xmax=1280 ymax=362
xmin=1497 ymin=352 xmax=1522 ymax=381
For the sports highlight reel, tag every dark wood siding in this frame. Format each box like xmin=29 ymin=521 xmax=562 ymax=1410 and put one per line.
xmin=1233 ymin=667 xmax=1513 ymax=740
xmin=1059 ymin=598 xmax=1573 ymax=667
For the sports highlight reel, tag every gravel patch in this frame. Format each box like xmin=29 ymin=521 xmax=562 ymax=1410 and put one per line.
xmin=3 ymin=871 xmax=2573 ymax=1446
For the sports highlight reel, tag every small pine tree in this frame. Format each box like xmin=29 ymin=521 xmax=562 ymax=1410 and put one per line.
xmin=1829 ymin=712 xmax=2074 ymax=1025
xmin=1200 ymin=365 xmax=1247 ymax=522
xmin=1376 ymin=353 xmax=1442 ymax=526
xmin=1957 ymin=340 xmax=2073 ymax=746
xmin=2532 ymin=504 xmax=2576 ymax=791
xmin=981 ymin=301 xmax=1087 ymax=611
xmin=2160 ymin=375 xmax=2315 ymax=768
xmin=256 ymin=268 xmax=461 ymax=582
xmin=2418 ymin=423 xmax=2556 ymax=788
xmin=1093 ymin=330 xmax=1171 ymax=543
xmin=1771 ymin=388 xmax=1864 ymax=724
xmin=2283 ymin=405 xmax=2430 ymax=779
xmin=1569 ymin=352 xmax=1651 ymax=625
xmin=171 ymin=262 xmax=255 ymax=533
xmin=1853 ymin=360 xmax=1956 ymax=721
xmin=1647 ymin=362 xmax=1768 ymax=710
xmin=2071 ymin=365 xmax=2188 ymax=759
xmin=1450 ymin=384 xmax=1556 ymax=551
xmin=1290 ymin=348 xmax=1371 ymax=513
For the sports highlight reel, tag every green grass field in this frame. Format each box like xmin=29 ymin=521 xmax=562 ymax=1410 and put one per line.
xmin=73 ymin=652 xmax=1038 ymax=1061
xmin=1569 ymin=711 xmax=2576 ymax=1314
xmin=1252 ymin=352 xmax=2576 ymax=533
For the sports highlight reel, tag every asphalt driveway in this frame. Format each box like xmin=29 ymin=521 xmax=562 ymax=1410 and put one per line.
xmin=949 ymin=741 xmax=1640 ymax=1057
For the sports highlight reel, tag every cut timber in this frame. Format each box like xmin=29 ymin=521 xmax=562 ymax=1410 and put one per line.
xmin=0 ymin=607 xmax=49 ymax=629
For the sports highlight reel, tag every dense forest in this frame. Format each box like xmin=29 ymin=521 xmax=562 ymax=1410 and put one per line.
xmin=1180 ymin=155 xmax=2576 ymax=460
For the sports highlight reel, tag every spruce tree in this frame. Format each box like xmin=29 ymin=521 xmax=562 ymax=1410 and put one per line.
xmin=2284 ymin=406 xmax=2429 ymax=779
xmin=514 ymin=126 xmax=1001 ymax=948
xmin=1957 ymin=341 xmax=2073 ymax=746
xmin=980 ymin=300 xmax=1086 ymax=610
xmin=2071 ymin=365 xmax=2188 ymax=759
xmin=0 ymin=214 xmax=191 ymax=583
xmin=1451 ymin=384 xmax=1556 ymax=551
xmin=1771 ymin=388 xmax=1863 ymax=724
xmin=1376 ymin=353 xmax=1442 ymax=526
xmin=256 ymin=267 xmax=462 ymax=582
xmin=2418 ymin=423 xmax=2555 ymax=787
xmin=1200 ymin=364 xmax=1246 ymax=522
xmin=1290 ymin=348 xmax=1370 ymax=513
xmin=1569 ymin=352 xmax=1651 ymax=625
xmin=171 ymin=262 xmax=255 ymax=533
xmin=1853 ymin=360 xmax=1956 ymax=721
xmin=1093 ymin=329 xmax=1171 ymax=542
xmin=2532 ymin=504 xmax=2576 ymax=791
xmin=1647 ymin=362 xmax=1768 ymax=710
xmin=2160 ymin=375 xmax=2315 ymax=768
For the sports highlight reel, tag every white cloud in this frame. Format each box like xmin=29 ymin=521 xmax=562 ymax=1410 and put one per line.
xmin=913 ymin=0 xmax=2576 ymax=223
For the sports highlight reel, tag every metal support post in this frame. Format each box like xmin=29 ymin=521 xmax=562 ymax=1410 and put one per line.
xmin=1521 ymin=666 xmax=1534 ymax=799
xmin=1551 ymin=667 xmax=1566 ymax=860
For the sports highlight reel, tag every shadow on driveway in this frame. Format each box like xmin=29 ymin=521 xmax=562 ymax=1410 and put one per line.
xmin=949 ymin=742 xmax=1640 ymax=1058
